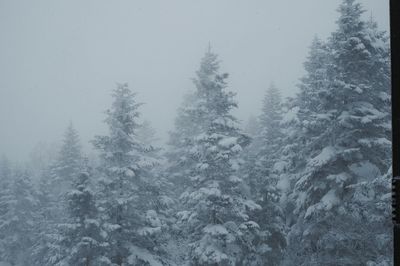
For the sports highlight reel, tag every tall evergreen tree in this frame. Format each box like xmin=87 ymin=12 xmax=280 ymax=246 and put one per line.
xmin=0 ymin=169 xmax=38 ymax=266
xmin=58 ymin=172 xmax=107 ymax=266
xmin=92 ymin=83 xmax=167 ymax=266
xmin=279 ymin=37 xmax=332 ymax=232
xmin=247 ymin=83 xmax=284 ymax=197
xmin=253 ymin=84 xmax=287 ymax=265
xmin=240 ymin=84 xmax=286 ymax=265
xmin=53 ymin=122 xmax=83 ymax=192
xmin=175 ymin=48 xmax=262 ymax=265
xmin=166 ymin=91 xmax=208 ymax=199
xmin=31 ymin=123 xmax=84 ymax=265
xmin=284 ymin=1 xmax=391 ymax=265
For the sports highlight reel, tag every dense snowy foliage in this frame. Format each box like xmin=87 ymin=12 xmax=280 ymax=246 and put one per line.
xmin=0 ymin=1 xmax=392 ymax=265
xmin=282 ymin=1 xmax=391 ymax=265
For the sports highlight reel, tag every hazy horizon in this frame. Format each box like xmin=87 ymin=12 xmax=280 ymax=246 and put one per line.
xmin=0 ymin=0 xmax=390 ymax=162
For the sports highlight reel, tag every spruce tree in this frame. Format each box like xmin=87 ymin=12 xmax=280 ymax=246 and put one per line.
xmin=248 ymin=83 xmax=283 ymax=197
xmin=0 ymin=169 xmax=38 ymax=266
xmin=92 ymin=83 xmax=166 ymax=266
xmin=58 ymin=172 xmax=107 ymax=266
xmin=176 ymin=48 xmax=261 ymax=265
xmin=166 ymin=91 xmax=207 ymax=198
xmin=251 ymin=84 xmax=287 ymax=265
xmin=53 ymin=122 xmax=83 ymax=193
xmin=284 ymin=1 xmax=391 ymax=265
xmin=240 ymin=84 xmax=287 ymax=265
xmin=30 ymin=124 xmax=84 ymax=265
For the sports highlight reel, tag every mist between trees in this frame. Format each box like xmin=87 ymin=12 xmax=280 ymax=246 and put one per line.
xmin=0 ymin=0 xmax=392 ymax=265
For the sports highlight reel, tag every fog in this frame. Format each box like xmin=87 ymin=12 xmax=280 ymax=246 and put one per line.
xmin=0 ymin=0 xmax=389 ymax=161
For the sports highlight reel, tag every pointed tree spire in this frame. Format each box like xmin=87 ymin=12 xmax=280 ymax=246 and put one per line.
xmin=92 ymin=83 xmax=165 ymax=265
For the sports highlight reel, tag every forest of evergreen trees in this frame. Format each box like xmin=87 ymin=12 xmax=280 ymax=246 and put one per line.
xmin=0 ymin=0 xmax=392 ymax=265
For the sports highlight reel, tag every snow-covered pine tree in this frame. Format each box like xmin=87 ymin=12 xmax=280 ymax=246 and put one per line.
xmin=52 ymin=122 xmax=83 ymax=194
xmin=273 ymin=97 xmax=304 ymax=231
xmin=0 ymin=168 xmax=38 ymax=266
xmin=278 ymin=37 xmax=332 ymax=233
xmin=92 ymin=83 xmax=167 ymax=266
xmin=30 ymin=124 xmax=84 ymax=265
xmin=284 ymin=1 xmax=392 ymax=265
xmin=162 ymin=92 xmax=205 ymax=264
xmin=297 ymin=36 xmax=331 ymax=116
xmin=239 ymin=115 xmax=261 ymax=198
xmin=176 ymin=48 xmax=262 ymax=265
xmin=31 ymin=169 xmax=65 ymax=266
xmin=136 ymin=120 xmax=164 ymax=170
xmin=246 ymin=83 xmax=284 ymax=197
xmin=166 ymin=90 xmax=208 ymax=200
xmin=57 ymin=172 xmax=107 ymax=266
xmin=241 ymin=83 xmax=286 ymax=265
xmin=137 ymin=121 xmax=178 ymax=266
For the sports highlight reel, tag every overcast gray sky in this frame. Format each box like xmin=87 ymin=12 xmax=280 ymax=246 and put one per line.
xmin=0 ymin=0 xmax=390 ymax=161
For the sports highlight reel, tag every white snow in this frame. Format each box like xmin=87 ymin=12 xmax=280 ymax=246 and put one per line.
xmin=198 ymin=187 xmax=221 ymax=197
xmin=239 ymin=221 xmax=260 ymax=230
xmin=203 ymin=224 xmax=229 ymax=236
xmin=354 ymin=87 xmax=363 ymax=94
xmin=243 ymin=199 xmax=262 ymax=211
xmin=231 ymin=144 xmax=242 ymax=152
xmin=138 ymin=226 xmax=161 ymax=236
xmin=273 ymin=161 xmax=288 ymax=173
xmin=326 ymin=173 xmax=349 ymax=184
xmin=321 ymin=189 xmax=339 ymax=210
xmin=218 ymin=137 xmax=238 ymax=147
xmin=349 ymin=161 xmax=380 ymax=181
xmin=379 ymin=92 xmax=390 ymax=101
xmin=305 ymin=189 xmax=340 ymax=219
xmin=229 ymin=160 xmax=240 ymax=171
xmin=128 ymin=246 xmax=163 ymax=266
xmin=188 ymin=187 xmax=221 ymax=202
xmin=277 ymin=175 xmax=290 ymax=192
xmin=194 ymin=242 xmax=229 ymax=264
xmin=309 ymin=146 xmax=336 ymax=167
xmin=146 ymin=210 xmax=162 ymax=227
xmin=125 ymin=169 xmax=135 ymax=177
xmin=281 ymin=106 xmax=299 ymax=124
xmin=228 ymin=175 xmax=242 ymax=183
xmin=197 ymin=163 xmax=209 ymax=170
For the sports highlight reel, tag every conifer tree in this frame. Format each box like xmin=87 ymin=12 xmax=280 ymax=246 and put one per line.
xmin=0 ymin=169 xmax=38 ymax=265
xmin=166 ymin=91 xmax=207 ymax=199
xmin=31 ymin=123 xmax=84 ymax=265
xmin=31 ymin=166 xmax=63 ymax=266
xmin=58 ymin=172 xmax=107 ymax=266
xmin=247 ymin=83 xmax=283 ymax=197
xmin=92 ymin=83 xmax=166 ymax=266
xmin=284 ymin=1 xmax=391 ymax=265
xmin=240 ymin=84 xmax=286 ymax=265
xmin=175 ymin=48 xmax=261 ymax=265
xmin=53 ymin=122 xmax=83 ymax=193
